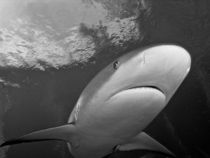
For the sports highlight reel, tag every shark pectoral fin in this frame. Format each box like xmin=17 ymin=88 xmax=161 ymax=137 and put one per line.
xmin=117 ymin=132 xmax=175 ymax=157
xmin=0 ymin=124 xmax=78 ymax=148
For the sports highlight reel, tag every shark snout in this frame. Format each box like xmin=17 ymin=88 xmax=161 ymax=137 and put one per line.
xmin=143 ymin=45 xmax=191 ymax=101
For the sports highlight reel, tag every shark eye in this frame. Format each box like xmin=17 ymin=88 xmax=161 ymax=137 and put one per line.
xmin=113 ymin=61 xmax=120 ymax=70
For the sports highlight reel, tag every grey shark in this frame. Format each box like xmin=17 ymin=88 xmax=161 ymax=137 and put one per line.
xmin=1 ymin=45 xmax=191 ymax=158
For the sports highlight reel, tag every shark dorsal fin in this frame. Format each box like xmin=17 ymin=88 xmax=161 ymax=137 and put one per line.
xmin=1 ymin=123 xmax=78 ymax=148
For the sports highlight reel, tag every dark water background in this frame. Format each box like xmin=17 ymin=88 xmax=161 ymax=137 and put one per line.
xmin=0 ymin=0 xmax=210 ymax=158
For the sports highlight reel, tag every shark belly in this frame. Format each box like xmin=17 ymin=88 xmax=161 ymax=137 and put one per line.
xmin=72 ymin=87 xmax=165 ymax=141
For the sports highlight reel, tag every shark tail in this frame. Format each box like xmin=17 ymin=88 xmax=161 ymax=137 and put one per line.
xmin=1 ymin=123 xmax=77 ymax=147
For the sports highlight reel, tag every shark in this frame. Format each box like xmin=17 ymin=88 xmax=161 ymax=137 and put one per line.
xmin=1 ymin=45 xmax=191 ymax=158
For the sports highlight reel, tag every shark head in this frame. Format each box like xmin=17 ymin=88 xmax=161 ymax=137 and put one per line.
xmin=80 ymin=44 xmax=191 ymax=106
xmin=1 ymin=45 xmax=191 ymax=158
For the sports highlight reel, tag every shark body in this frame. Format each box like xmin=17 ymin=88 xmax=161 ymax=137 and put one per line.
xmin=1 ymin=45 xmax=191 ymax=158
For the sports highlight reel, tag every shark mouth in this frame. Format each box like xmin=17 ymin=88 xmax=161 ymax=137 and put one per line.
xmin=109 ymin=85 xmax=165 ymax=101
xmin=126 ymin=85 xmax=164 ymax=94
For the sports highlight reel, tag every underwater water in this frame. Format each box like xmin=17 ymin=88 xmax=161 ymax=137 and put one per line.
xmin=0 ymin=0 xmax=210 ymax=158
